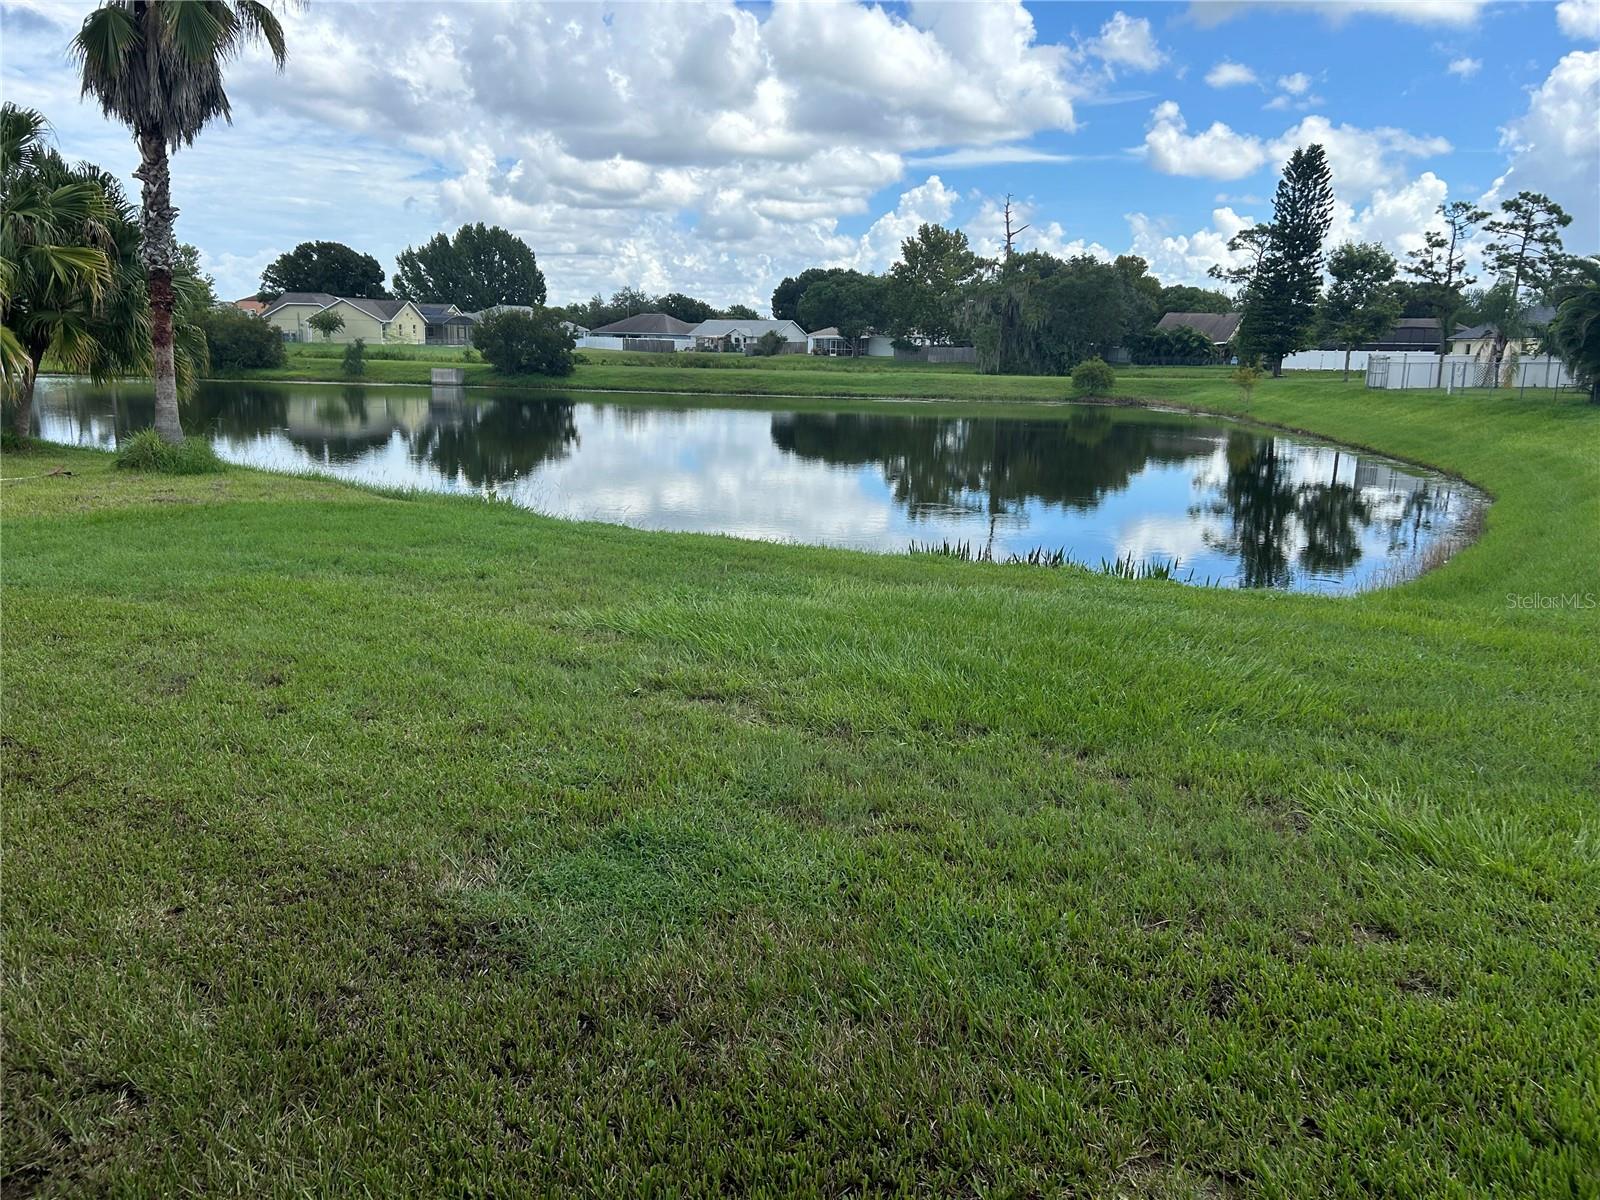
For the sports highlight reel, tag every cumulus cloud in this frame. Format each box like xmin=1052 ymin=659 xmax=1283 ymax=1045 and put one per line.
xmin=1491 ymin=50 xmax=1600 ymax=249
xmin=1555 ymin=0 xmax=1600 ymax=40
xmin=1143 ymin=102 xmax=1447 ymax=194
xmin=1143 ymin=101 xmax=1270 ymax=179
xmin=1089 ymin=11 xmax=1166 ymax=72
xmin=1205 ymin=60 xmax=1259 ymax=88
xmin=242 ymin=0 xmax=1088 ymax=307
xmin=1278 ymin=72 xmax=1313 ymax=95
xmin=1124 ymin=206 xmax=1257 ymax=286
xmin=1447 ymin=57 xmax=1482 ymax=79
xmin=966 ymin=195 xmax=1113 ymax=261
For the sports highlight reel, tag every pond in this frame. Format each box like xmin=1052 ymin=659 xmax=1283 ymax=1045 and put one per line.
xmin=32 ymin=379 xmax=1485 ymax=594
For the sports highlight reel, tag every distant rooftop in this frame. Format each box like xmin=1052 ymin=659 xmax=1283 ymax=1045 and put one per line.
xmin=589 ymin=312 xmax=697 ymax=337
xmin=1155 ymin=311 xmax=1242 ymax=343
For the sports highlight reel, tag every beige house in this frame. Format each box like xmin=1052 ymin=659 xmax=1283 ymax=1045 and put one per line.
xmin=262 ymin=292 xmax=428 ymax=344
xmin=1448 ymin=306 xmax=1557 ymax=358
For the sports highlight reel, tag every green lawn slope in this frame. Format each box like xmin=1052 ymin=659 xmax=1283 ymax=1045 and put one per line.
xmin=3 ymin=373 xmax=1596 ymax=1195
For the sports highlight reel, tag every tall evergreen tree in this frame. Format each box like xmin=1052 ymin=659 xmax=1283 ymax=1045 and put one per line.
xmin=1236 ymin=144 xmax=1335 ymax=377
xmin=1402 ymin=200 xmax=1486 ymax=354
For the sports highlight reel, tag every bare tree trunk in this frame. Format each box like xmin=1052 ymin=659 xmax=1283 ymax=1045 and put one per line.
xmin=134 ymin=132 xmax=183 ymax=444
xmin=1343 ymin=345 xmax=1352 ymax=382
xmin=1271 ymin=354 xmax=1284 ymax=378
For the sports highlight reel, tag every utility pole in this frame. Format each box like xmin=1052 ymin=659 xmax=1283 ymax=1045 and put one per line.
xmin=1002 ymin=194 xmax=1029 ymax=260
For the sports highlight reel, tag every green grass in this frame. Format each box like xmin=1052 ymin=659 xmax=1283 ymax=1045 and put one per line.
xmin=3 ymin=372 xmax=1598 ymax=1196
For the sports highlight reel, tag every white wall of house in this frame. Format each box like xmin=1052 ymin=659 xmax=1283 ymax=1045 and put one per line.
xmin=863 ymin=335 xmax=895 ymax=357
xmin=576 ymin=335 xmax=692 ymax=352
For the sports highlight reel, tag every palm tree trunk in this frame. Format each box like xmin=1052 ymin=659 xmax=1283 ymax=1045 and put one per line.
xmin=133 ymin=131 xmax=183 ymax=444
xmin=11 ymin=370 xmax=38 ymax=441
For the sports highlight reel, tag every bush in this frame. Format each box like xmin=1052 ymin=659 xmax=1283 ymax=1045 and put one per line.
xmin=1071 ymin=357 xmax=1116 ymax=396
xmin=342 ymin=338 xmax=366 ymax=378
xmin=114 ymin=429 xmax=226 ymax=474
xmin=753 ymin=330 xmax=787 ymax=357
xmin=472 ymin=308 xmax=576 ymax=377
xmin=199 ymin=307 xmax=286 ymax=372
xmin=1231 ymin=362 xmax=1264 ymax=404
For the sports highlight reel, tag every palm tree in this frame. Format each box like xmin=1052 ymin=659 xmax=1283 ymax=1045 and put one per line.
xmin=2 ymin=104 xmax=115 ymax=438
xmin=1546 ymin=284 xmax=1600 ymax=404
xmin=73 ymin=0 xmax=286 ymax=443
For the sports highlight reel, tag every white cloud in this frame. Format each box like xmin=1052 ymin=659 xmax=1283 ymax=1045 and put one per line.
xmin=1189 ymin=1 xmax=1491 ymax=28
xmin=908 ymin=146 xmax=1082 ymax=168
xmin=1491 ymin=50 xmax=1600 ymax=250
xmin=1556 ymin=0 xmax=1600 ymax=40
xmin=1125 ymin=206 xmax=1257 ymax=286
xmin=144 ymin=0 xmax=1092 ymax=305
xmin=1090 ymin=11 xmax=1166 ymax=72
xmin=1446 ymin=57 xmax=1482 ymax=79
xmin=1278 ymin=72 xmax=1313 ymax=95
xmin=966 ymin=196 xmax=1112 ymax=261
xmin=1143 ymin=101 xmax=1270 ymax=180
xmin=1144 ymin=102 xmax=1447 ymax=194
xmin=1269 ymin=116 xmax=1451 ymax=197
xmin=848 ymin=176 xmax=960 ymax=271
xmin=1205 ymin=60 xmax=1259 ymax=88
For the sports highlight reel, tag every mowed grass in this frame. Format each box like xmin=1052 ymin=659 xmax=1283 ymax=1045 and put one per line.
xmin=2 ymin=373 xmax=1598 ymax=1196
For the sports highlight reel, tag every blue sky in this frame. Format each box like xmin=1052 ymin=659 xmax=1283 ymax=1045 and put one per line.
xmin=2 ymin=0 xmax=1594 ymax=308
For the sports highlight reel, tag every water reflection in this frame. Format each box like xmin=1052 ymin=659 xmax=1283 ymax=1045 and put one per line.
xmin=32 ymin=378 xmax=1484 ymax=594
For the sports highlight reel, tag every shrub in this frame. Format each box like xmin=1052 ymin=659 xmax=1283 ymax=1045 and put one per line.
xmin=114 ymin=429 xmax=225 ymax=474
xmin=1071 ymin=357 xmax=1116 ymax=396
xmin=342 ymin=338 xmax=366 ymax=378
xmin=472 ymin=308 xmax=576 ymax=377
xmin=199 ymin=307 xmax=286 ymax=372
xmin=753 ymin=330 xmax=787 ymax=357
xmin=1232 ymin=362 xmax=1264 ymax=405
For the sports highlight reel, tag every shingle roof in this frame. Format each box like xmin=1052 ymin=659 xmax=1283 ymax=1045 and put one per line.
xmin=1451 ymin=306 xmax=1557 ymax=341
xmin=588 ymin=312 xmax=697 ymax=337
xmin=691 ymin=318 xmax=807 ymax=338
xmin=1156 ymin=311 xmax=1242 ymax=343
xmin=262 ymin=291 xmax=338 ymax=314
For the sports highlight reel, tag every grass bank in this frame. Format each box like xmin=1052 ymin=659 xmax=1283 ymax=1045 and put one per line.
xmin=3 ymin=376 xmax=1597 ymax=1195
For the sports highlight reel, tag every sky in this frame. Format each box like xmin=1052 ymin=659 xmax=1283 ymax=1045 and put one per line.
xmin=2 ymin=0 xmax=1596 ymax=310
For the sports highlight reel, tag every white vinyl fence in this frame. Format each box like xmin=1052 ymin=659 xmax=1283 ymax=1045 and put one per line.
xmin=1366 ymin=353 xmax=1574 ymax=391
xmin=1280 ymin=349 xmax=1371 ymax=372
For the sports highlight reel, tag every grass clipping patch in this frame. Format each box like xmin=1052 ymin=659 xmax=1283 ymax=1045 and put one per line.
xmin=114 ymin=429 xmax=225 ymax=475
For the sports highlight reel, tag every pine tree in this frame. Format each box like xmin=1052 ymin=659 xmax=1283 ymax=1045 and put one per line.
xmin=1236 ymin=145 xmax=1335 ymax=377
xmin=1403 ymin=200 xmax=1487 ymax=354
xmin=1482 ymin=192 xmax=1571 ymax=373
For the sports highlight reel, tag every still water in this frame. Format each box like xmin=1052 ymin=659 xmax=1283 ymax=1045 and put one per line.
xmin=33 ymin=378 xmax=1485 ymax=593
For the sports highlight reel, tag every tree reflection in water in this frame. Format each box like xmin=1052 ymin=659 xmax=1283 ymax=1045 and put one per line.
xmin=31 ymin=379 xmax=1483 ymax=594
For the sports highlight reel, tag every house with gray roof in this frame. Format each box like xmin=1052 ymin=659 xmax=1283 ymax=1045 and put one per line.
xmin=587 ymin=312 xmax=698 ymax=350
xmin=691 ymin=318 xmax=807 ymax=352
xmin=261 ymin=292 xmax=429 ymax=344
xmin=1155 ymin=311 xmax=1242 ymax=348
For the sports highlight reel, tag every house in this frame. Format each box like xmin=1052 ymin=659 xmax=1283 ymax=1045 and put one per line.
xmin=1449 ymin=306 xmax=1556 ymax=358
xmin=1361 ymin=317 xmax=1441 ymax=351
xmin=1155 ymin=311 xmax=1242 ymax=349
xmin=806 ymin=327 xmax=895 ymax=357
xmin=261 ymin=292 xmax=428 ymax=344
xmin=586 ymin=312 xmax=697 ymax=350
xmin=415 ymin=302 xmax=478 ymax=346
xmin=233 ymin=297 xmax=266 ymax=316
xmin=690 ymin=318 xmax=807 ymax=352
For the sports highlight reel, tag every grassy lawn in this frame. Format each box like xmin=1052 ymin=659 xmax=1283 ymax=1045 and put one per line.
xmin=3 ymin=371 xmax=1597 ymax=1195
